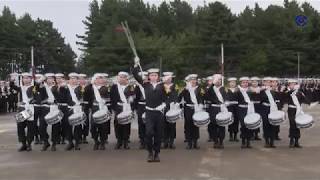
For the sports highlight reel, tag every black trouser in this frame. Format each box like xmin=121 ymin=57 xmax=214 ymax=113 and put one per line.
xmin=33 ymin=106 xmax=42 ymax=139
xmin=288 ymin=107 xmax=300 ymax=139
xmin=0 ymin=97 xmax=7 ymax=113
xmin=17 ymin=107 xmax=34 ymax=144
xmin=39 ymin=106 xmax=61 ymax=144
xmin=90 ymin=107 xmax=110 ymax=143
xmin=145 ymin=110 xmax=163 ymax=154
xmin=209 ymin=106 xmax=225 ymax=142
xmin=238 ymin=107 xmax=253 ymax=140
xmin=184 ymin=107 xmax=199 ymax=142
xmin=59 ymin=106 xmax=72 ymax=142
xmin=114 ymin=116 xmax=131 ymax=141
xmin=137 ymin=104 xmax=146 ymax=142
xmin=163 ymin=120 xmax=176 ymax=142
xmin=228 ymin=105 xmax=239 ymax=134
xmin=253 ymin=103 xmax=261 ymax=136
xmin=261 ymin=105 xmax=276 ymax=140
xmin=82 ymin=105 xmax=90 ymax=138
xmin=8 ymin=96 xmax=14 ymax=112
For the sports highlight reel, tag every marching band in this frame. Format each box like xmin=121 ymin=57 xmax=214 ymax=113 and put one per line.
xmin=2 ymin=64 xmax=319 ymax=163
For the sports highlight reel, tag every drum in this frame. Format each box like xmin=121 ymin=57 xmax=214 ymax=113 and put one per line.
xmin=45 ymin=109 xmax=63 ymax=125
xmin=68 ymin=112 xmax=86 ymax=126
xmin=295 ymin=113 xmax=313 ymax=129
xmin=244 ymin=113 xmax=262 ymax=130
xmin=15 ymin=109 xmax=33 ymax=123
xmin=193 ymin=111 xmax=210 ymax=127
xmin=166 ymin=109 xmax=182 ymax=123
xmin=268 ymin=110 xmax=285 ymax=126
xmin=117 ymin=111 xmax=134 ymax=125
xmin=92 ymin=110 xmax=111 ymax=124
xmin=216 ymin=111 xmax=233 ymax=127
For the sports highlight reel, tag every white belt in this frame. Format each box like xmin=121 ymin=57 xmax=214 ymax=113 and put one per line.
xmin=238 ymin=104 xmax=248 ymax=108
xmin=186 ymin=104 xmax=195 ymax=107
xmin=275 ymin=100 xmax=280 ymax=103
xmin=138 ymin=102 xmax=146 ymax=105
xmin=82 ymin=101 xmax=89 ymax=104
xmin=288 ymin=105 xmax=297 ymax=109
xmin=252 ymin=101 xmax=260 ymax=104
xmin=262 ymin=102 xmax=270 ymax=107
xmin=58 ymin=103 xmax=68 ymax=106
xmin=211 ymin=104 xmax=221 ymax=107
xmin=33 ymin=104 xmax=41 ymax=107
xmin=226 ymin=101 xmax=238 ymax=105
xmin=146 ymin=106 xmax=160 ymax=112
xmin=117 ymin=102 xmax=124 ymax=106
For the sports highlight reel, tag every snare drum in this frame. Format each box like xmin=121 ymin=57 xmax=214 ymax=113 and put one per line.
xmin=193 ymin=111 xmax=210 ymax=127
xmin=244 ymin=113 xmax=262 ymax=130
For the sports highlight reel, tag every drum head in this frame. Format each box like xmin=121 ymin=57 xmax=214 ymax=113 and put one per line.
xmin=193 ymin=111 xmax=209 ymax=122
xmin=296 ymin=114 xmax=313 ymax=126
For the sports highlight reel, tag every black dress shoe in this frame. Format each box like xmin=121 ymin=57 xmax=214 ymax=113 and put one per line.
xmin=169 ymin=143 xmax=175 ymax=149
xmin=186 ymin=142 xmax=192 ymax=150
xmin=51 ymin=145 xmax=57 ymax=151
xmin=41 ymin=142 xmax=50 ymax=151
xmin=34 ymin=137 xmax=40 ymax=145
xmin=74 ymin=144 xmax=80 ymax=151
xmin=294 ymin=144 xmax=303 ymax=148
xmin=114 ymin=142 xmax=122 ymax=150
xmin=100 ymin=143 xmax=106 ymax=150
xmin=153 ymin=153 xmax=160 ymax=162
xmin=18 ymin=144 xmax=27 ymax=152
xmin=26 ymin=145 xmax=32 ymax=152
xmin=93 ymin=143 xmax=99 ymax=150
xmin=162 ymin=142 xmax=168 ymax=149
xmin=82 ymin=136 xmax=89 ymax=144
xmin=65 ymin=143 xmax=74 ymax=151
xmin=123 ymin=142 xmax=130 ymax=150
xmin=147 ymin=152 xmax=154 ymax=162
xmin=139 ymin=143 xmax=145 ymax=149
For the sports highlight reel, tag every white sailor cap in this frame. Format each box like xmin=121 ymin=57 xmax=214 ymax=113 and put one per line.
xmin=228 ymin=77 xmax=237 ymax=81
xmin=271 ymin=77 xmax=279 ymax=81
xmin=163 ymin=72 xmax=174 ymax=77
xmin=188 ymin=74 xmax=198 ymax=80
xmin=287 ymin=79 xmax=298 ymax=83
xmin=212 ymin=74 xmax=222 ymax=80
xmin=45 ymin=73 xmax=55 ymax=77
xmin=101 ymin=73 xmax=108 ymax=77
xmin=55 ymin=73 xmax=64 ymax=78
xmin=138 ymin=71 xmax=148 ymax=77
xmin=21 ymin=72 xmax=32 ymax=77
xmin=118 ymin=71 xmax=129 ymax=77
xmin=262 ymin=77 xmax=273 ymax=81
xmin=206 ymin=76 xmax=213 ymax=81
xmin=78 ymin=73 xmax=87 ymax=78
xmin=250 ymin=76 xmax=260 ymax=81
xmin=68 ymin=72 xmax=79 ymax=78
xmin=239 ymin=77 xmax=250 ymax=81
xmin=147 ymin=68 xmax=160 ymax=74
xmin=35 ymin=74 xmax=44 ymax=78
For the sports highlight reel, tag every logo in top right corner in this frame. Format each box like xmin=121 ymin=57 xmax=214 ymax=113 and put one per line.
xmin=295 ymin=15 xmax=308 ymax=27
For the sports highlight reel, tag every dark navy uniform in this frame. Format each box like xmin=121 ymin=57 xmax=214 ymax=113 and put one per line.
xmin=205 ymin=85 xmax=227 ymax=148
xmin=178 ymin=86 xmax=204 ymax=149
xmin=226 ymin=87 xmax=239 ymax=141
xmin=110 ymin=83 xmax=135 ymax=149
xmin=134 ymin=84 xmax=146 ymax=149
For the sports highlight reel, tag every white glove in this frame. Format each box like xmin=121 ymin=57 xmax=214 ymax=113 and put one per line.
xmin=156 ymin=103 xmax=166 ymax=111
xmin=134 ymin=56 xmax=140 ymax=67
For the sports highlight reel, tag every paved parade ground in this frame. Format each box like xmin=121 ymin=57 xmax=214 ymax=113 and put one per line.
xmin=0 ymin=106 xmax=320 ymax=180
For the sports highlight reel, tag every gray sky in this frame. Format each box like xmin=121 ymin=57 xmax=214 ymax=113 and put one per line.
xmin=1 ymin=0 xmax=320 ymax=59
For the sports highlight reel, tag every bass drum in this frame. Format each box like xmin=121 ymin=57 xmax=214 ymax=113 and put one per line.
xmin=92 ymin=110 xmax=111 ymax=124
xmin=193 ymin=111 xmax=210 ymax=127
xmin=216 ymin=111 xmax=233 ymax=127
xmin=117 ymin=111 xmax=134 ymax=125
xmin=268 ymin=110 xmax=285 ymax=126
xmin=295 ymin=113 xmax=313 ymax=129
xmin=244 ymin=113 xmax=262 ymax=130
xmin=166 ymin=109 xmax=182 ymax=123
xmin=68 ymin=112 xmax=86 ymax=126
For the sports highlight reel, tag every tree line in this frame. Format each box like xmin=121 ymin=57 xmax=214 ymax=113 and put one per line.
xmin=78 ymin=0 xmax=320 ymax=78
xmin=0 ymin=6 xmax=76 ymax=79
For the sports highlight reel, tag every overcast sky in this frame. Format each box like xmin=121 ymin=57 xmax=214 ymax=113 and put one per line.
xmin=1 ymin=0 xmax=320 ymax=59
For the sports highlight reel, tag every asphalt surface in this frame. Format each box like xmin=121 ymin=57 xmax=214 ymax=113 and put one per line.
xmin=0 ymin=105 xmax=320 ymax=180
